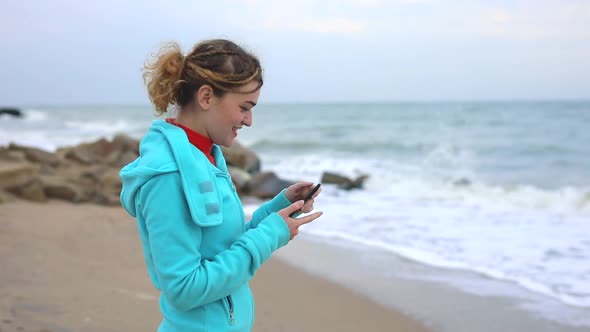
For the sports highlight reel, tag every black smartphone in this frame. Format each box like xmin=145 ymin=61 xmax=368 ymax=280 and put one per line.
xmin=303 ymin=183 xmax=321 ymax=202
xmin=290 ymin=183 xmax=321 ymax=217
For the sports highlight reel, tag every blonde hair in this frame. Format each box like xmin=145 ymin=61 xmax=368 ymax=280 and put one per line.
xmin=143 ymin=39 xmax=263 ymax=115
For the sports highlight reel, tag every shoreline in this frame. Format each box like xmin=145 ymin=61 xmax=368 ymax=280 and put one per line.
xmin=274 ymin=233 xmax=590 ymax=332
xmin=0 ymin=200 xmax=429 ymax=332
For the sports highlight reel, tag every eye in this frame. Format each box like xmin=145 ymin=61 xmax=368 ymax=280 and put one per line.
xmin=240 ymin=106 xmax=250 ymax=113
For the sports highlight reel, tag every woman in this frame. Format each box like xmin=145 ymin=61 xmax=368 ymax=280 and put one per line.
xmin=119 ymin=39 xmax=323 ymax=331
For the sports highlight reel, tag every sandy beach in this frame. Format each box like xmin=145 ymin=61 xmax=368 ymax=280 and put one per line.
xmin=0 ymin=200 xmax=430 ymax=332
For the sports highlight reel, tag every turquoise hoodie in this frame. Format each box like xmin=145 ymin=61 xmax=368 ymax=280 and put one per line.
xmin=120 ymin=120 xmax=291 ymax=331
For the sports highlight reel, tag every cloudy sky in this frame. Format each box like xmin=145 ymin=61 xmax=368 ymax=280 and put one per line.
xmin=1 ymin=0 xmax=589 ymax=105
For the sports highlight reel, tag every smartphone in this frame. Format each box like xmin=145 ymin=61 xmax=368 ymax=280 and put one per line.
xmin=290 ymin=183 xmax=321 ymax=217
xmin=303 ymin=183 xmax=321 ymax=202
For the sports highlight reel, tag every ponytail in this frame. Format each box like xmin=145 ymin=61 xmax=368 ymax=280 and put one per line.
xmin=143 ymin=42 xmax=185 ymax=115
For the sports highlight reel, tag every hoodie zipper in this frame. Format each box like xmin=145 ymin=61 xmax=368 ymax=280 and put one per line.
xmin=225 ymin=295 xmax=236 ymax=325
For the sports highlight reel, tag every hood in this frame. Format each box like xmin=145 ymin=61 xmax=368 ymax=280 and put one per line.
xmin=119 ymin=120 xmax=225 ymax=227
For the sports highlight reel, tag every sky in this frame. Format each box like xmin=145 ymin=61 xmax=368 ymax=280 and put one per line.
xmin=1 ymin=0 xmax=589 ymax=105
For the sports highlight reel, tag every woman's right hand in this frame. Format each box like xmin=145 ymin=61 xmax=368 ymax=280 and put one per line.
xmin=278 ymin=200 xmax=323 ymax=240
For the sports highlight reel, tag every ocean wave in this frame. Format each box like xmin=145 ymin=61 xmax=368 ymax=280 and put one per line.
xmin=368 ymin=177 xmax=590 ymax=217
xmin=64 ymin=119 xmax=143 ymax=134
xmin=23 ymin=109 xmax=49 ymax=121
xmin=245 ymin=137 xmax=435 ymax=155
xmin=260 ymin=154 xmax=590 ymax=217
xmin=301 ymin=228 xmax=590 ymax=308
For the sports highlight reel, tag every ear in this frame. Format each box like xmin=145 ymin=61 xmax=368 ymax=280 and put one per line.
xmin=196 ymin=85 xmax=214 ymax=110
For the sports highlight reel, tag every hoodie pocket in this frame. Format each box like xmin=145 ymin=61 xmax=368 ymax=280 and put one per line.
xmin=224 ymin=295 xmax=236 ymax=325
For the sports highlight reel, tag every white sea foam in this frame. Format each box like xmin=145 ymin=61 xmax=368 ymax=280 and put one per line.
xmin=260 ymin=153 xmax=590 ymax=217
xmin=64 ymin=119 xmax=140 ymax=134
xmin=289 ymin=185 xmax=590 ymax=309
xmin=17 ymin=109 xmax=48 ymax=122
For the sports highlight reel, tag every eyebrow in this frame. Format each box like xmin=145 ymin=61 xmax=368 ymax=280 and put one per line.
xmin=244 ymin=101 xmax=257 ymax=107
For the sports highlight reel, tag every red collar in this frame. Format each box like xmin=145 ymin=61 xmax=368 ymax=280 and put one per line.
xmin=166 ymin=118 xmax=215 ymax=165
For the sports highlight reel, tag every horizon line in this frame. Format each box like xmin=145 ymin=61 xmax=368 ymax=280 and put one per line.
xmin=4 ymin=97 xmax=590 ymax=109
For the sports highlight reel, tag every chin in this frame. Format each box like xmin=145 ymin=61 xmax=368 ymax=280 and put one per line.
xmin=220 ymin=138 xmax=235 ymax=147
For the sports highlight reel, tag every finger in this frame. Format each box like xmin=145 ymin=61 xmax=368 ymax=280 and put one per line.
xmin=300 ymin=199 xmax=315 ymax=213
xmin=298 ymin=182 xmax=315 ymax=195
xmin=310 ymin=187 xmax=322 ymax=199
xmin=295 ymin=211 xmax=323 ymax=227
xmin=286 ymin=200 xmax=305 ymax=214
xmin=295 ymin=182 xmax=314 ymax=190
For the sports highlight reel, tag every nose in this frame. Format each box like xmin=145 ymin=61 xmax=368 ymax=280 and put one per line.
xmin=243 ymin=112 xmax=253 ymax=127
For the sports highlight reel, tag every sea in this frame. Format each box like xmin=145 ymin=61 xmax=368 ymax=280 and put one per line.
xmin=1 ymin=101 xmax=589 ymax=330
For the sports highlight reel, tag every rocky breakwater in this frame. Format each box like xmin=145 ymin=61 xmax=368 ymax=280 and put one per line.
xmin=0 ymin=135 xmax=139 ymax=205
xmin=1 ymin=135 xmax=365 ymax=206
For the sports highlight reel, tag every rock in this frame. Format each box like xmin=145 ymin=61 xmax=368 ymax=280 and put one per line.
xmin=77 ymin=165 xmax=110 ymax=183
xmin=348 ymin=174 xmax=369 ymax=190
xmin=0 ymin=162 xmax=38 ymax=189
xmin=0 ymin=107 xmax=22 ymax=118
xmin=0 ymin=190 xmax=17 ymax=203
xmin=99 ymin=168 xmax=122 ymax=196
xmin=8 ymin=143 xmax=60 ymax=167
xmin=221 ymin=141 xmax=260 ymax=174
xmin=453 ymin=178 xmax=471 ymax=186
xmin=106 ymin=150 xmax=138 ymax=169
xmin=95 ymin=192 xmax=121 ymax=206
xmin=112 ymin=134 xmax=140 ymax=154
xmin=6 ymin=178 xmax=47 ymax=202
xmin=64 ymin=167 xmax=102 ymax=199
xmin=0 ymin=147 xmax=26 ymax=162
xmin=247 ymin=171 xmax=294 ymax=199
xmin=57 ymin=135 xmax=139 ymax=168
xmin=41 ymin=175 xmax=87 ymax=203
xmin=228 ymin=166 xmax=252 ymax=195
xmin=104 ymin=134 xmax=140 ymax=168
xmin=38 ymin=163 xmax=58 ymax=176
xmin=321 ymin=171 xmax=368 ymax=190
xmin=61 ymin=147 xmax=91 ymax=164
xmin=2 ymin=134 xmax=356 ymax=205
xmin=0 ymin=162 xmax=48 ymax=202
xmin=61 ymin=137 xmax=123 ymax=165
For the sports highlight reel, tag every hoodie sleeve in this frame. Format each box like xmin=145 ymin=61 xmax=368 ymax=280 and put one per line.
xmin=244 ymin=189 xmax=293 ymax=231
xmin=139 ymin=172 xmax=290 ymax=312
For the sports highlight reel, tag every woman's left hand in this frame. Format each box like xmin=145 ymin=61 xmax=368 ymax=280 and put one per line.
xmin=285 ymin=182 xmax=321 ymax=213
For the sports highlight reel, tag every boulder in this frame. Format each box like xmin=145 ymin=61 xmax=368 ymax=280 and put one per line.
xmin=0 ymin=148 xmax=26 ymax=162
xmin=321 ymin=171 xmax=368 ymax=190
xmin=106 ymin=150 xmax=138 ymax=169
xmin=221 ymin=141 xmax=260 ymax=174
xmin=228 ymin=166 xmax=251 ymax=195
xmin=9 ymin=143 xmax=60 ymax=167
xmin=60 ymin=137 xmax=124 ymax=165
xmin=453 ymin=178 xmax=471 ymax=187
xmin=0 ymin=107 xmax=23 ymax=118
xmin=0 ymin=162 xmax=38 ymax=189
xmin=112 ymin=134 xmax=140 ymax=155
xmin=98 ymin=168 xmax=123 ymax=196
xmin=95 ymin=192 xmax=121 ymax=206
xmin=6 ymin=178 xmax=47 ymax=202
xmin=41 ymin=175 xmax=87 ymax=203
xmin=247 ymin=171 xmax=294 ymax=199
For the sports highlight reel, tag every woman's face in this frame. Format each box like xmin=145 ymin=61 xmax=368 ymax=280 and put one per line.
xmin=206 ymin=81 xmax=261 ymax=147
